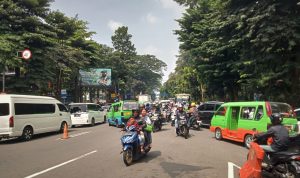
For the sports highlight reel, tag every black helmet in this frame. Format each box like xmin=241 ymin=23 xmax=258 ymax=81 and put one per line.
xmin=270 ymin=113 xmax=282 ymax=125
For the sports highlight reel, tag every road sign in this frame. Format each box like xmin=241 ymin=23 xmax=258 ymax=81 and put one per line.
xmin=61 ymin=89 xmax=67 ymax=99
xmin=61 ymin=89 xmax=67 ymax=95
xmin=22 ymin=49 xmax=32 ymax=60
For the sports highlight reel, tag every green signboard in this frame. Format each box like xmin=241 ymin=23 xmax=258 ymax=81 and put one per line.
xmin=79 ymin=68 xmax=112 ymax=87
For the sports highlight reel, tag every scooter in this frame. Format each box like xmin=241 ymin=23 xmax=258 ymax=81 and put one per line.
xmin=177 ymin=115 xmax=189 ymax=139
xmin=120 ymin=125 xmax=151 ymax=166
xmin=149 ymin=112 xmax=162 ymax=132
xmin=187 ymin=113 xmax=202 ymax=131
xmin=240 ymin=135 xmax=300 ymax=178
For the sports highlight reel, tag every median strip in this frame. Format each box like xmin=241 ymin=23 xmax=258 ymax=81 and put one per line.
xmin=24 ymin=150 xmax=98 ymax=178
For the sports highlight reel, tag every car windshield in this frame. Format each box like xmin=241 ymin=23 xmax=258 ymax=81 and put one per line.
xmin=69 ymin=105 xmax=87 ymax=113
xmin=0 ymin=103 xmax=9 ymax=116
xmin=123 ymin=102 xmax=138 ymax=110
xmin=270 ymin=102 xmax=294 ymax=118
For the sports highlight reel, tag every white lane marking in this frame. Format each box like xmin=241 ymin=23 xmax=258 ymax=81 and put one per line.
xmin=24 ymin=150 xmax=97 ymax=178
xmin=228 ymin=162 xmax=241 ymax=178
xmin=56 ymin=131 xmax=90 ymax=140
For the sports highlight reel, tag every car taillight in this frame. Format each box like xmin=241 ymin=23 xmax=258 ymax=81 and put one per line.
xmin=294 ymin=156 xmax=300 ymax=161
xmin=266 ymin=102 xmax=272 ymax=117
xmin=9 ymin=116 xmax=14 ymax=127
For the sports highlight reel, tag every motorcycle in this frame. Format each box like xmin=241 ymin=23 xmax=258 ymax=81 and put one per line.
xmin=165 ymin=109 xmax=172 ymax=122
xmin=171 ymin=109 xmax=177 ymax=126
xmin=120 ymin=125 xmax=151 ymax=166
xmin=240 ymin=135 xmax=300 ymax=178
xmin=177 ymin=115 xmax=189 ymax=139
xmin=187 ymin=113 xmax=202 ymax=131
xmin=149 ymin=112 xmax=162 ymax=132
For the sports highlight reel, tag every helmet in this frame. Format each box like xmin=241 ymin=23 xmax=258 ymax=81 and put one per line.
xmin=270 ymin=113 xmax=282 ymax=125
xmin=191 ymin=103 xmax=196 ymax=107
xmin=177 ymin=104 xmax=183 ymax=108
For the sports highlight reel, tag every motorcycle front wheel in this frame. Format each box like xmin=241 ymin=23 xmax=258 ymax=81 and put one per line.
xmin=183 ymin=126 xmax=188 ymax=139
xmin=123 ymin=149 xmax=133 ymax=166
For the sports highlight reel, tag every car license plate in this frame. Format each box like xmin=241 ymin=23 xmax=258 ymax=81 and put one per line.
xmin=74 ymin=114 xmax=81 ymax=117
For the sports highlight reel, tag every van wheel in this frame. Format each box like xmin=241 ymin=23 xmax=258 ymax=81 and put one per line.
xmin=21 ymin=126 xmax=33 ymax=141
xmin=91 ymin=118 xmax=95 ymax=127
xmin=215 ymin=128 xmax=222 ymax=140
xmin=59 ymin=122 xmax=67 ymax=133
xmin=244 ymin=134 xmax=253 ymax=149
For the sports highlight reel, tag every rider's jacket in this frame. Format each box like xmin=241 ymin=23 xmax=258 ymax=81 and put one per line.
xmin=176 ymin=110 xmax=187 ymax=121
xmin=255 ymin=124 xmax=290 ymax=151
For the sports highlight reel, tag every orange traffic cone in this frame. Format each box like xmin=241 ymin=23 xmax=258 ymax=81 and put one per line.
xmin=62 ymin=123 xmax=69 ymax=139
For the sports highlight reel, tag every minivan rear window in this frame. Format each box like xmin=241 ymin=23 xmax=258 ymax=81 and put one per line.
xmin=70 ymin=105 xmax=87 ymax=113
xmin=0 ymin=103 xmax=9 ymax=116
xmin=270 ymin=102 xmax=293 ymax=118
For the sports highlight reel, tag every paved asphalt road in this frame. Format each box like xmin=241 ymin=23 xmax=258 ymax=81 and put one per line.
xmin=0 ymin=123 xmax=248 ymax=178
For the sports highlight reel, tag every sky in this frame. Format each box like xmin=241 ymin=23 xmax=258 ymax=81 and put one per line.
xmin=50 ymin=0 xmax=185 ymax=83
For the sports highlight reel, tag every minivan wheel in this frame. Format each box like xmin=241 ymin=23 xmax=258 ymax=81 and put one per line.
xmin=22 ymin=126 xmax=33 ymax=141
xmin=244 ymin=134 xmax=253 ymax=149
xmin=91 ymin=118 xmax=95 ymax=127
xmin=215 ymin=128 xmax=222 ymax=140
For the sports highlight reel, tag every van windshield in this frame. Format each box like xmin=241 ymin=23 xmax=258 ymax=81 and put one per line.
xmin=70 ymin=105 xmax=87 ymax=113
xmin=123 ymin=102 xmax=139 ymax=110
xmin=270 ymin=102 xmax=294 ymax=118
xmin=0 ymin=103 xmax=9 ymax=116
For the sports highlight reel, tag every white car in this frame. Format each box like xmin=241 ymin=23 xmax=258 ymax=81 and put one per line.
xmin=69 ymin=103 xmax=105 ymax=127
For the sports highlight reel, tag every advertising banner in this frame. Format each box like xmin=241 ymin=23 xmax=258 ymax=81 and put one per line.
xmin=79 ymin=69 xmax=112 ymax=87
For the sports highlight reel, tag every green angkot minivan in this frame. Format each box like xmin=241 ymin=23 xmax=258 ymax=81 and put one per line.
xmin=107 ymin=100 xmax=139 ymax=127
xmin=210 ymin=101 xmax=298 ymax=148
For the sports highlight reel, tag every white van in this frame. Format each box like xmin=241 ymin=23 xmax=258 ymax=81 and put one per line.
xmin=0 ymin=94 xmax=71 ymax=141
xmin=69 ymin=103 xmax=105 ymax=127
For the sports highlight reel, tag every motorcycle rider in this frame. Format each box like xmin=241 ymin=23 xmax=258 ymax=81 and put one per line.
xmin=188 ymin=102 xmax=198 ymax=127
xmin=254 ymin=113 xmax=290 ymax=153
xmin=141 ymin=109 xmax=152 ymax=148
xmin=126 ymin=110 xmax=146 ymax=153
xmin=175 ymin=104 xmax=188 ymax=135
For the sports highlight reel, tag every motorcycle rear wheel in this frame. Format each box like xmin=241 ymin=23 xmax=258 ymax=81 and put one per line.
xmin=123 ymin=149 xmax=133 ymax=166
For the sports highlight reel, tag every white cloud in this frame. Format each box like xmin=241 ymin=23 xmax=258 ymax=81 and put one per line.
xmin=146 ymin=13 xmax=158 ymax=24
xmin=156 ymin=0 xmax=186 ymax=17
xmin=107 ymin=20 xmax=123 ymax=32
xmin=140 ymin=45 xmax=161 ymax=56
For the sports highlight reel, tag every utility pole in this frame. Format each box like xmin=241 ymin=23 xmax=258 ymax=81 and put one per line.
xmin=2 ymin=69 xmax=5 ymax=93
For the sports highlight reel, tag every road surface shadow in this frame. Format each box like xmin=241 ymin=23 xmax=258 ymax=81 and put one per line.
xmin=136 ymin=150 xmax=162 ymax=163
xmin=0 ymin=130 xmax=76 ymax=144
xmin=210 ymin=136 xmax=245 ymax=148
xmin=160 ymin=161 xmax=213 ymax=178
xmin=153 ymin=128 xmax=170 ymax=133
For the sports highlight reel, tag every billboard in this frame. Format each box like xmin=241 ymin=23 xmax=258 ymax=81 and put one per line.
xmin=79 ymin=68 xmax=112 ymax=87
